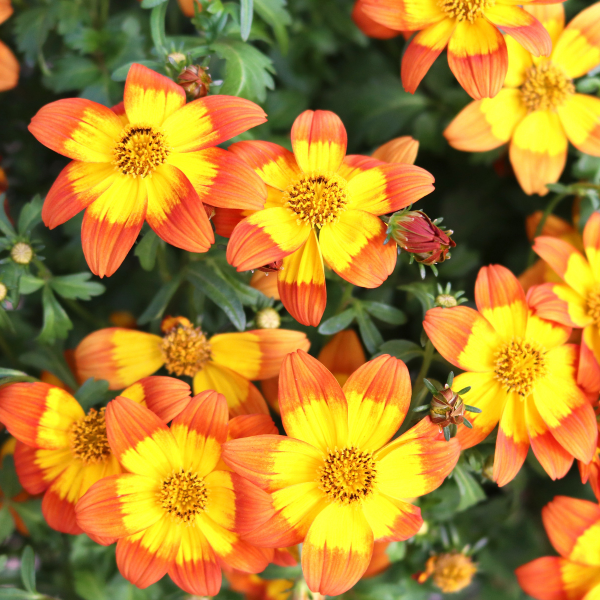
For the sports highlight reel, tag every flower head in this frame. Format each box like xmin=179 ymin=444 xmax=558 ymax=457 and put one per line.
xmin=424 ymin=264 xmax=598 ymax=486
xmin=445 ymin=3 xmax=600 ymax=195
xmin=28 ymin=63 xmax=267 ymax=277
xmin=226 ymin=110 xmax=435 ymax=326
xmin=222 ymin=350 xmax=460 ymax=596
xmin=0 ymin=377 xmax=191 ymax=534
xmin=417 ymin=551 xmax=477 ymax=593
xmin=516 ymin=496 xmax=600 ymax=599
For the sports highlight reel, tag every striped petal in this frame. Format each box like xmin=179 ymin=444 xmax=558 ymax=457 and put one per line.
xmin=210 ymin=329 xmax=310 ymax=380
xmin=167 ymin=147 xmax=267 ymax=210
xmin=291 ymin=110 xmax=347 ymax=174
xmin=123 ymin=63 xmax=186 ymax=127
xmin=193 ymin=362 xmax=269 ymax=417
xmin=475 ymin=264 xmax=528 ymax=340
xmin=558 ymin=94 xmax=600 ymax=157
xmin=524 ymin=4 xmax=565 ymax=48
xmin=447 ymin=19 xmax=508 ymax=100
xmin=346 ymin=164 xmax=435 ymax=215
xmin=76 ymin=473 xmax=164 ymax=539
xmin=344 ymin=355 xmax=411 ymax=452
xmin=376 ymin=417 xmax=460 ymax=498
xmin=75 ymin=328 xmax=164 ymax=390
xmin=533 ymin=236 xmax=596 ymax=298
xmin=0 ymin=41 xmax=18 ymax=92
xmin=227 ymin=414 xmax=278 ymax=439
xmin=320 ymin=210 xmax=391 ymax=288
xmin=444 ymin=88 xmax=527 ymax=152
xmin=401 ymin=19 xmax=456 ymax=94
xmin=213 ymin=207 xmax=250 ymax=238
xmin=82 ymin=175 xmax=147 ymax=278
xmin=302 ymin=502 xmax=374 ymax=596
xmin=516 ymin=557 xmax=579 ymax=600
xmin=352 ymin=0 xmax=402 ymax=39
xmin=121 ymin=376 xmax=192 ymax=423
xmin=360 ymin=0 xmax=445 ymax=31
xmin=42 ymin=466 xmax=84 ymax=535
xmin=277 ymin=232 xmax=327 ymax=327
xmin=584 ymin=212 xmax=600 ymax=280
xmin=42 ymin=161 xmax=118 ymax=229
xmin=228 ymin=141 xmax=301 ymax=190
xmin=116 ymin=516 xmax=182 ymax=588
xmin=227 ymin=208 xmax=311 ymax=271
xmin=14 ymin=443 xmax=70 ymax=494
xmin=372 ymin=136 xmax=419 ymax=165
xmin=106 ymin=396 xmax=183 ymax=478
xmin=362 ymin=493 xmax=422 ymax=542
xmin=509 ymin=110 xmax=568 ymax=196
xmin=493 ymin=392 xmax=529 ymax=487
xmin=579 ymin=332 xmax=600 ymax=400
xmin=318 ymin=329 xmax=366 ymax=387
xmin=423 ymin=306 xmax=502 ymax=372
xmin=340 ymin=155 xmax=386 ymax=182
xmin=0 ymin=382 xmax=83 ymax=449
xmin=527 ymin=283 xmax=591 ymax=328
xmin=580 ymin=456 xmax=600 ymax=504
xmin=162 ymin=95 xmax=267 ymax=153
xmin=278 ymin=350 xmax=348 ymax=452
xmin=28 ymin=98 xmax=123 ymax=162
xmin=551 ymin=2 xmax=600 ymax=79
xmin=485 ymin=5 xmax=551 ymax=56
xmin=145 ymin=163 xmax=214 ymax=253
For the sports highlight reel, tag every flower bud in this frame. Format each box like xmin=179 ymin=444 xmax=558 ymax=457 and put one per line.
xmin=430 ymin=387 xmax=465 ymax=429
xmin=0 ymin=282 xmax=6 ymax=302
xmin=177 ymin=65 xmax=212 ymax=99
xmin=388 ymin=210 xmax=455 ymax=265
xmin=435 ymin=293 xmax=458 ymax=307
xmin=256 ymin=307 xmax=281 ymax=329
xmin=417 ymin=552 xmax=477 ymax=593
xmin=10 ymin=242 xmax=33 ymax=265
xmin=258 ymin=259 xmax=282 ymax=273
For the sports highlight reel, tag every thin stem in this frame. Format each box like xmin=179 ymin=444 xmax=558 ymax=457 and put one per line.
xmin=338 ymin=281 xmax=353 ymax=312
xmin=526 ymin=193 xmax=568 ymax=267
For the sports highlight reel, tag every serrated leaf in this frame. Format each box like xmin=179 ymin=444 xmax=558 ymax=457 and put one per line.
xmin=0 ymin=194 xmax=16 ymax=238
xmin=0 ymin=507 xmax=14 ymax=544
xmin=362 ymin=301 xmax=406 ymax=325
xmin=43 ymin=56 xmax=101 ymax=93
xmin=138 ymin=275 xmax=184 ymax=325
xmin=318 ymin=308 xmax=355 ymax=335
xmin=17 ymin=196 xmax=43 ymax=237
xmin=14 ymin=6 xmax=57 ymax=62
xmin=212 ymin=39 xmax=274 ymax=102
xmin=254 ymin=0 xmax=291 ymax=52
xmin=74 ymin=378 xmax=110 ymax=412
xmin=18 ymin=275 xmax=45 ymax=295
xmin=20 ymin=547 xmax=36 ymax=593
xmin=454 ymin=463 xmax=486 ymax=512
xmin=187 ymin=264 xmax=246 ymax=331
xmin=354 ymin=304 xmax=383 ymax=354
xmin=37 ymin=286 xmax=73 ymax=344
xmin=240 ymin=0 xmax=254 ymax=41
xmin=377 ymin=340 xmax=423 ymax=362
xmin=134 ymin=231 xmax=161 ymax=271
xmin=50 ymin=273 xmax=105 ymax=300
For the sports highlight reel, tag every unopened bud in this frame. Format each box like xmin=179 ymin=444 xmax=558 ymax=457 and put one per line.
xmin=430 ymin=387 xmax=465 ymax=429
xmin=168 ymin=52 xmax=187 ymax=65
xmin=177 ymin=65 xmax=212 ymax=99
xmin=0 ymin=282 xmax=6 ymax=302
xmin=258 ymin=259 xmax=282 ymax=273
xmin=256 ymin=307 xmax=280 ymax=329
xmin=435 ymin=293 xmax=458 ymax=308
xmin=417 ymin=552 xmax=477 ymax=593
xmin=10 ymin=242 xmax=33 ymax=265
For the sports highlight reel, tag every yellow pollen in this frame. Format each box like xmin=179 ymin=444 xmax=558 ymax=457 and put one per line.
xmin=425 ymin=552 xmax=477 ymax=593
xmin=161 ymin=323 xmax=212 ymax=377
xmin=69 ymin=408 xmax=111 ymax=464
xmin=439 ymin=0 xmax=493 ymax=22
xmin=520 ymin=62 xmax=575 ymax=113
xmin=113 ymin=124 xmax=170 ymax=178
xmin=159 ymin=470 xmax=207 ymax=524
xmin=283 ymin=172 xmax=349 ymax=228
xmin=587 ymin=285 xmax=600 ymax=326
xmin=494 ymin=338 xmax=546 ymax=397
xmin=319 ymin=447 xmax=376 ymax=504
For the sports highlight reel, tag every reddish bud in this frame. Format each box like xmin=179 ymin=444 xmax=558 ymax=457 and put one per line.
xmin=430 ymin=387 xmax=465 ymax=429
xmin=258 ymin=260 xmax=283 ymax=273
xmin=177 ymin=65 xmax=212 ymax=99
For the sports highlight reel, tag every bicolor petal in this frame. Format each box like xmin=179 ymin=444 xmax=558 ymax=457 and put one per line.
xmin=42 ymin=466 xmax=85 ymax=535
xmin=524 ymin=4 xmax=565 ymax=48
xmin=584 ymin=212 xmax=600 ymax=281
xmin=360 ymin=0 xmax=444 ymax=32
xmin=14 ymin=443 xmax=70 ymax=494
xmin=558 ymin=94 xmax=600 ymax=158
xmin=371 ymin=136 xmax=419 ymax=165
xmin=352 ymin=0 xmax=402 ymax=39
xmin=227 ymin=414 xmax=278 ymax=439
xmin=527 ymin=283 xmax=590 ymax=328
xmin=318 ymin=329 xmax=366 ymax=387
xmin=362 ymin=492 xmax=422 ymax=542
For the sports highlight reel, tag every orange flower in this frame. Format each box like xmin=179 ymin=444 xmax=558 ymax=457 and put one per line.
xmin=424 ymin=264 xmax=598 ymax=486
xmin=28 ymin=63 xmax=267 ymax=277
xmin=516 ymin=496 xmax=600 ymax=599
xmin=445 ymin=3 xmax=600 ymax=195
xmin=222 ymin=350 xmax=460 ymax=595
xmin=76 ymin=392 xmax=271 ymax=594
xmin=226 ymin=110 xmax=434 ymax=326
xmin=0 ymin=377 xmax=191 ymax=535
xmin=352 ymin=0 xmax=403 ymax=39
xmin=361 ymin=0 xmax=555 ymax=99
xmin=372 ymin=136 xmax=420 ymax=165
xmin=74 ymin=316 xmax=310 ymax=417
xmin=0 ymin=0 xmax=18 ymax=92
xmin=178 ymin=0 xmax=201 ymax=17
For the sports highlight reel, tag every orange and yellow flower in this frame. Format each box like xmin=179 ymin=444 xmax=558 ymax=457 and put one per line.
xmin=516 ymin=495 xmax=600 ymax=599
xmin=225 ymin=110 xmax=434 ymax=326
xmin=74 ymin=316 xmax=310 ymax=417
xmin=76 ymin=392 xmax=272 ymax=594
xmin=28 ymin=63 xmax=267 ymax=277
xmin=423 ymin=264 xmax=598 ymax=486
xmin=222 ymin=350 xmax=460 ymax=595
xmin=0 ymin=0 xmax=18 ymax=92
xmin=0 ymin=376 xmax=191 ymax=535
xmin=361 ymin=0 xmax=556 ymax=100
xmin=445 ymin=3 xmax=600 ymax=195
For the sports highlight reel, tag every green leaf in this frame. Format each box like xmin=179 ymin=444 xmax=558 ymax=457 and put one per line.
xmin=386 ymin=541 xmax=406 ymax=562
xmin=141 ymin=0 xmax=168 ymax=7
xmin=212 ymin=39 xmax=274 ymax=102
xmin=0 ymin=308 xmax=14 ymax=334
xmin=150 ymin=3 xmax=169 ymax=56
xmin=43 ymin=56 xmax=102 ymax=94
xmin=254 ymin=0 xmax=291 ymax=52
xmin=0 ymin=194 xmax=16 ymax=238
xmin=112 ymin=60 xmax=163 ymax=82
xmin=377 ymin=340 xmax=423 ymax=363
xmin=0 ymin=506 xmax=14 ymax=544
xmin=362 ymin=301 xmax=406 ymax=325
xmin=38 ymin=286 xmax=73 ymax=344
xmin=17 ymin=196 xmax=43 ymax=237
xmin=423 ymin=378 xmax=439 ymax=394
xmin=399 ymin=283 xmax=433 ymax=316
xmin=317 ymin=308 xmax=355 ymax=335
xmin=50 ymin=273 xmax=105 ymax=301
xmin=20 ymin=547 xmax=36 ymax=593
xmin=0 ymin=456 xmax=22 ymax=499
xmin=354 ymin=304 xmax=383 ymax=354
xmin=260 ymin=564 xmax=302 ymax=580
xmin=134 ymin=231 xmax=161 ymax=271
xmin=14 ymin=6 xmax=57 ymax=62
xmin=218 ymin=270 xmax=265 ymax=308
xmin=138 ymin=274 xmax=184 ymax=325
xmin=240 ymin=0 xmax=254 ymax=41
xmin=187 ymin=265 xmax=246 ymax=331
xmin=18 ymin=275 xmax=45 ymax=295
xmin=74 ymin=570 xmax=108 ymax=600
xmin=0 ymin=368 xmax=29 ymax=378
xmin=74 ymin=378 xmax=110 ymax=412
xmin=20 ymin=348 xmax=78 ymax=391
xmin=0 ymin=589 xmax=39 ymax=600
xmin=454 ymin=463 xmax=486 ymax=512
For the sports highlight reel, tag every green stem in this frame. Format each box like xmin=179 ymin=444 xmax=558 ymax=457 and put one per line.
xmin=526 ymin=193 xmax=568 ymax=267
xmin=338 ymin=281 xmax=353 ymax=312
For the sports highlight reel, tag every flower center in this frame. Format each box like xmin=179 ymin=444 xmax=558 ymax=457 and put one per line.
xmin=283 ymin=172 xmax=349 ymax=229
xmin=69 ymin=408 xmax=111 ymax=464
xmin=113 ymin=124 xmax=170 ymax=178
xmin=438 ymin=0 xmax=494 ymax=22
xmin=161 ymin=322 xmax=212 ymax=377
xmin=159 ymin=470 xmax=207 ymax=524
xmin=520 ymin=63 xmax=575 ymax=113
xmin=587 ymin=285 xmax=600 ymax=326
xmin=319 ymin=447 xmax=376 ymax=504
xmin=494 ymin=338 xmax=547 ymax=397
xmin=430 ymin=553 xmax=477 ymax=593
